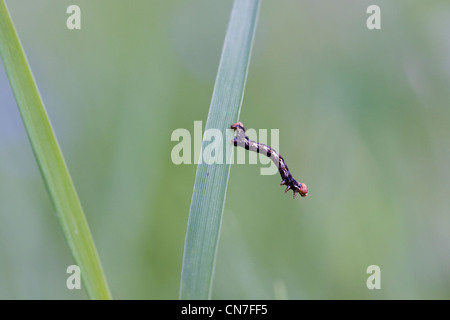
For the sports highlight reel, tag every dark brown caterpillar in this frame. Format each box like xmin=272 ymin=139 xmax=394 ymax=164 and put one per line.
xmin=231 ymin=122 xmax=308 ymax=199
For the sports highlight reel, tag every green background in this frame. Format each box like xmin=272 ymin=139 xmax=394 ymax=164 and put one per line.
xmin=1 ymin=0 xmax=449 ymax=299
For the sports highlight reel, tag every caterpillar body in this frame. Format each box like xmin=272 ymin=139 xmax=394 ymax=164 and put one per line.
xmin=231 ymin=122 xmax=308 ymax=199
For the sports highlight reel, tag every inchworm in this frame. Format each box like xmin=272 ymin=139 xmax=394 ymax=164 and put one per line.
xmin=231 ymin=122 xmax=308 ymax=199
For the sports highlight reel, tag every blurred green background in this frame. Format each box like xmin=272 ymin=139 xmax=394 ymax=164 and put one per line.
xmin=1 ymin=0 xmax=450 ymax=299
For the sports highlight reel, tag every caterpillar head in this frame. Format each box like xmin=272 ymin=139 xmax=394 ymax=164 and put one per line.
xmin=296 ymin=182 xmax=308 ymax=198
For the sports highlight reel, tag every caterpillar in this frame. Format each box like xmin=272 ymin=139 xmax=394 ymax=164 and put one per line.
xmin=231 ymin=122 xmax=308 ymax=199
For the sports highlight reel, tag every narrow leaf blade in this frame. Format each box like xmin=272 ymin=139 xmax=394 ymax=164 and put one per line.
xmin=180 ymin=0 xmax=260 ymax=300
xmin=0 ymin=1 xmax=111 ymax=299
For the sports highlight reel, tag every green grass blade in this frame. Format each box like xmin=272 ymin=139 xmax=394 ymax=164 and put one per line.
xmin=179 ymin=0 xmax=260 ymax=300
xmin=0 ymin=1 xmax=111 ymax=299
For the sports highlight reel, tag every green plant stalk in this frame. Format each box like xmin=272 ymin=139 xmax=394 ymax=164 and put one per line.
xmin=179 ymin=0 xmax=260 ymax=299
xmin=0 ymin=1 xmax=110 ymax=299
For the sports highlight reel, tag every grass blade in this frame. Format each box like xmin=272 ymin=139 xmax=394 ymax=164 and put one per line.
xmin=179 ymin=0 xmax=260 ymax=299
xmin=0 ymin=1 xmax=111 ymax=299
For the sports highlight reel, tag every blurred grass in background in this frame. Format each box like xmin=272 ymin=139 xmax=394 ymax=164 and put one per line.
xmin=1 ymin=0 xmax=449 ymax=299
